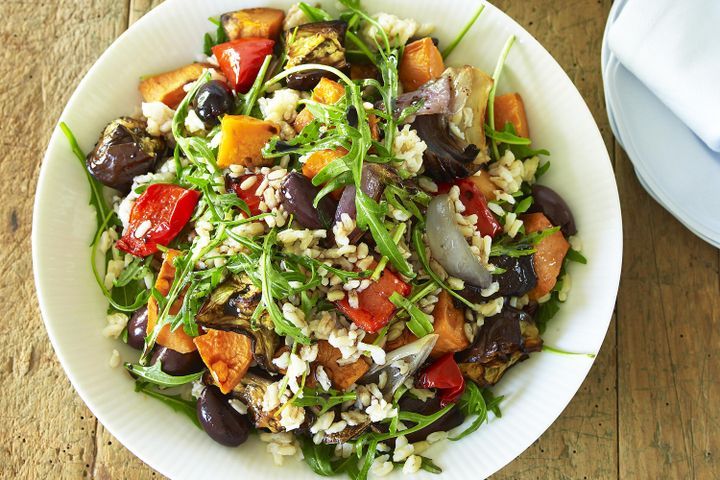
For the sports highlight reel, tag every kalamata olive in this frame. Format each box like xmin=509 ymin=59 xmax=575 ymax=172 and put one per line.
xmin=397 ymin=395 xmax=465 ymax=443
xmin=334 ymin=164 xmax=387 ymax=243
xmin=86 ymin=117 xmax=165 ymax=193
xmin=197 ymin=385 xmax=250 ymax=446
xmin=459 ymin=255 xmax=537 ymax=301
xmin=346 ymin=105 xmax=358 ymax=128
xmin=126 ymin=306 xmax=149 ymax=350
xmin=529 ymin=185 xmax=577 ymax=236
xmin=151 ymin=347 xmax=205 ymax=376
xmin=279 ymin=172 xmax=337 ymax=229
xmin=194 ymin=80 xmax=234 ymax=124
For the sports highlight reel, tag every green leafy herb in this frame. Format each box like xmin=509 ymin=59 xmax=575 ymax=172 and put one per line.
xmin=542 ymin=345 xmax=596 ymax=358
xmin=292 ymin=387 xmax=357 ymax=414
xmin=442 ymin=4 xmax=485 ymax=59
xmin=535 ymin=160 xmax=551 ymax=178
xmin=566 ymin=248 xmax=587 ymax=264
xmin=489 ymin=226 xmax=561 ymax=257
xmin=513 ymin=195 xmax=534 ymax=214
xmin=487 ymin=35 xmax=517 ymax=160
xmin=450 ymin=382 xmax=503 ymax=441
xmin=125 ymin=361 xmax=204 ymax=387
xmin=420 ymin=456 xmax=443 ymax=474
xmin=535 ymin=292 xmax=560 ymax=334
xmin=485 ymin=123 xmax=532 ymax=145
xmin=299 ymin=437 xmax=359 ymax=477
xmin=389 ymin=292 xmax=433 ymax=338
xmin=203 ymin=16 xmax=228 ymax=56
xmin=134 ymin=382 xmax=201 ymax=429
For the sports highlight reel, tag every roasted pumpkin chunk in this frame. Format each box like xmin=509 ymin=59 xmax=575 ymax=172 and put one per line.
xmin=139 ymin=63 xmax=209 ymax=109
xmin=293 ymin=77 xmax=346 ymax=133
xmin=194 ymin=329 xmax=253 ymax=394
xmin=522 ymin=212 xmax=570 ymax=300
xmin=315 ymin=340 xmax=369 ymax=391
xmin=430 ymin=290 xmax=470 ymax=358
xmin=146 ymin=249 xmax=197 ymax=353
xmin=399 ymin=38 xmax=444 ymax=92
xmin=217 ymin=115 xmax=279 ymax=168
xmin=494 ymin=92 xmax=530 ymax=138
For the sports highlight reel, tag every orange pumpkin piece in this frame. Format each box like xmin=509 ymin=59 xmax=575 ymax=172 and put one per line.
xmin=146 ymin=249 xmax=197 ymax=353
xmin=221 ymin=8 xmax=285 ymax=41
xmin=399 ymin=37 xmax=444 ymax=92
xmin=194 ymin=330 xmax=253 ymax=394
xmin=522 ymin=213 xmax=570 ymax=300
xmin=494 ymin=93 xmax=530 ymax=138
xmin=430 ymin=290 xmax=470 ymax=358
xmin=385 ymin=328 xmax=417 ymax=352
xmin=139 ymin=63 xmax=210 ymax=109
xmin=217 ymin=115 xmax=280 ymax=168
xmin=302 ymin=147 xmax=348 ymax=179
xmin=315 ymin=340 xmax=369 ymax=391
xmin=468 ymin=170 xmax=497 ymax=201
xmin=293 ymin=78 xmax=346 ymax=133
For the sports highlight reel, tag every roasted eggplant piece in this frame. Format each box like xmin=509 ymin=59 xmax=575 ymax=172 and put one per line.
xmin=397 ymin=395 xmax=465 ymax=443
xmin=285 ymin=21 xmax=349 ymax=90
xmin=322 ymin=419 xmax=372 ymax=444
xmin=411 ymin=114 xmax=480 ymax=182
xmin=220 ymin=371 xmax=285 ymax=433
xmin=86 ymin=117 xmax=165 ymax=192
xmin=460 ymin=255 xmax=538 ymax=302
xmin=195 ymin=275 xmax=279 ymax=372
xmin=334 ymin=164 xmax=390 ymax=243
xmin=529 ymin=185 xmax=577 ymax=236
xmin=457 ymin=306 xmax=543 ymax=387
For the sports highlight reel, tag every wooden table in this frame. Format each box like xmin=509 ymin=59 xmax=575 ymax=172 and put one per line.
xmin=1 ymin=0 xmax=717 ymax=478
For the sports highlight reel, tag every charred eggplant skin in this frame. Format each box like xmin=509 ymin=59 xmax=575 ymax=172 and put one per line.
xmin=529 ymin=184 xmax=577 ymax=236
xmin=86 ymin=117 xmax=165 ymax=193
xmin=285 ymin=21 xmax=348 ymax=90
xmin=460 ymin=255 xmax=537 ymax=301
xmin=412 ymin=114 xmax=480 ymax=182
xmin=398 ymin=396 xmax=465 ymax=443
xmin=457 ymin=306 xmax=543 ymax=387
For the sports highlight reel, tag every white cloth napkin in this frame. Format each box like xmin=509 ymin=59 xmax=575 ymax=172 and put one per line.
xmin=608 ymin=0 xmax=720 ymax=152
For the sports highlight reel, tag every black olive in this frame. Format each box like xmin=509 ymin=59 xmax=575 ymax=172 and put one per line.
xmin=194 ymin=80 xmax=234 ymax=124
xmin=346 ymin=105 xmax=358 ymax=128
xmin=279 ymin=172 xmax=337 ymax=229
xmin=197 ymin=385 xmax=250 ymax=446
xmin=397 ymin=396 xmax=465 ymax=443
xmin=529 ymin=185 xmax=577 ymax=236
xmin=126 ymin=306 xmax=148 ymax=350
xmin=150 ymin=347 xmax=205 ymax=376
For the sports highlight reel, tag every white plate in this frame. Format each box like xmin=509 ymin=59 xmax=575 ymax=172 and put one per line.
xmin=32 ymin=0 xmax=622 ymax=478
xmin=602 ymin=0 xmax=720 ymax=248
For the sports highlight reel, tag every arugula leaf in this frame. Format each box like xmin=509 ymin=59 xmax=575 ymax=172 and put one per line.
xmin=566 ymin=248 xmax=587 ymax=264
xmin=125 ymin=361 xmax=204 ymax=387
xmin=203 ymin=16 xmax=228 ymax=56
xmin=450 ymin=382 xmax=503 ymax=441
xmin=134 ymin=382 xmax=201 ymax=429
xmin=484 ymin=123 xmax=532 ymax=145
xmin=535 ymin=292 xmax=560 ymax=334
xmin=489 ymin=226 xmax=561 ymax=258
xmin=292 ymin=387 xmax=357 ymax=414
xmin=513 ymin=195 xmax=534 ymax=214
xmin=389 ymin=292 xmax=433 ymax=338
xmin=441 ymin=3 xmax=485 ymax=59
xmin=535 ymin=160 xmax=551 ymax=178
xmin=420 ymin=456 xmax=443 ymax=474
xmin=487 ymin=35 xmax=517 ymax=160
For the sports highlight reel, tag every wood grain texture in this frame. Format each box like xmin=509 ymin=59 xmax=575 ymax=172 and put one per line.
xmin=0 ymin=0 xmax=716 ymax=479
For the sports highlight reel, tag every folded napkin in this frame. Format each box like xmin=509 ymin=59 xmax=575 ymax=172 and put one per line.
xmin=608 ymin=0 xmax=720 ymax=152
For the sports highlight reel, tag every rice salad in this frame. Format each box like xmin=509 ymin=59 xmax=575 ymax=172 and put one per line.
xmin=61 ymin=1 xmax=586 ymax=477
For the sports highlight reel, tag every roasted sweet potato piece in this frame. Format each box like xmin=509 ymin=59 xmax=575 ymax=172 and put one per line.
xmin=146 ymin=250 xmax=197 ymax=353
xmin=399 ymin=37 xmax=444 ymax=92
xmin=302 ymin=147 xmax=348 ymax=179
xmin=315 ymin=340 xmax=369 ymax=391
xmin=194 ymin=329 xmax=253 ymax=394
xmin=221 ymin=8 xmax=285 ymax=41
xmin=468 ymin=170 xmax=497 ymax=201
xmin=293 ymin=78 xmax=346 ymax=133
xmin=494 ymin=93 xmax=530 ymax=138
xmin=522 ymin=212 xmax=569 ymax=300
xmin=217 ymin=115 xmax=279 ymax=168
xmin=139 ymin=63 xmax=209 ymax=109
xmin=385 ymin=328 xmax=417 ymax=352
xmin=430 ymin=290 xmax=470 ymax=358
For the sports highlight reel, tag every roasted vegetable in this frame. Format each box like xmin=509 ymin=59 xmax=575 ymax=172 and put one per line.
xmin=139 ymin=63 xmax=210 ymax=108
xmin=212 ymin=38 xmax=275 ymax=93
xmin=302 ymin=147 xmax=348 ymax=181
xmin=86 ymin=117 xmax=165 ymax=192
xmin=457 ymin=306 xmax=543 ymax=387
xmin=279 ymin=172 xmax=338 ymax=229
xmin=285 ymin=21 xmax=348 ymax=90
xmin=221 ymin=8 xmax=285 ymax=41
xmin=226 ymin=173 xmax=265 ymax=216
xmin=322 ymin=419 xmax=372 ymax=444
xmin=494 ymin=92 xmax=529 ymax=138
xmin=225 ymin=371 xmax=285 ymax=432
xmin=529 ymin=185 xmax=577 ymax=236
xmin=116 ymin=184 xmax=200 ymax=257
xmin=412 ymin=114 xmax=480 ymax=182
xmin=461 ymin=254 xmax=537 ymax=302
xmin=294 ymin=77 xmax=346 ymax=132
xmin=314 ymin=340 xmax=370 ymax=391
xmin=399 ymin=37 xmax=444 ymax=92
xmin=416 ymin=353 xmax=465 ymax=406
xmin=217 ymin=115 xmax=279 ymax=168
xmin=445 ymin=65 xmax=494 ymax=155
xmin=197 ymin=385 xmax=251 ymax=446
xmin=393 ymin=75 xmax=452 ymax=118
xmin=437 ymin=178 xmax=502 ymax=237
xmin=195 ymin=275 xmax=280 ymax=372
xmin=146 ymin=249 xmax=197 ymax=354
xmin=333 ymin=164 xmax=388 ymax=243
xmin=467 ymin=170 xmax=497 ymax=200
xmin=429 ymin=290 xmax=470 ymax=358
xmin=194 ymin=329 xmax=254 ymax=394
xmin=397 ymin=395 xmax=465 ymax=443
xmin=522 ymin=212 xmax=570 ymax=300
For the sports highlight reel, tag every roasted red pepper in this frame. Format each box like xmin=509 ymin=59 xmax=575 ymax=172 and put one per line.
xmin=212 ymin=38 xmax=275 ymax=93
xmin=416 ymin=353 xmax=466 ymax=406
xmin=336 ymin=268 xmax=411 ymax=333
xmin=116 ymin=184 xmax=200 ymax=257
xmin=227 ymin=174 xmax=264 ymax=216
xmin=437 ymin=178 xmax=502 ymax=237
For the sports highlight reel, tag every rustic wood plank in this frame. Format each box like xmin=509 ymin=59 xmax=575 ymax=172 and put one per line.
xmin=614 ymin=144 xmax=720 ymax=479
xmin=0 ymin=0 xmax=130 ymax=479
xmin=490 ymin=1 xmax=617 ymax=478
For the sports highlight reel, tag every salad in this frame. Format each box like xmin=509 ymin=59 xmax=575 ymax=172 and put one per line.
xmin=62 ymin=1 xmax=586 ymax=477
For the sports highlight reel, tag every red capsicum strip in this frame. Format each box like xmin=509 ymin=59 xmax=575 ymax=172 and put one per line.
xmin=228 ymin=174 xmax=265 ymax=216
xmin=437 ymin=178 xmax=502 ymax=237
xmin=335 ymin=268 xmax=411 ymax=333
xmin=212 ymin=38 xmax=275 ymax=93
xmin=116 ymin=183 xmax=200 ymax=257
xmin=416 ymin=352 xmax=466 ymax=406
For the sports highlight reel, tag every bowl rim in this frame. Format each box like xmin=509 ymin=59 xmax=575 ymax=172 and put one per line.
xmin=32 ymin=0 xmax=623 ymax=478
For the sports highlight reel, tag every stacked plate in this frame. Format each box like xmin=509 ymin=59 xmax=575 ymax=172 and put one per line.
xmin=602 ymin=0 xmax=720 ymax=248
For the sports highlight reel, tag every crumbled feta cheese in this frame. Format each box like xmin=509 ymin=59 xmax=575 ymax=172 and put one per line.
xmin=102 ymin=312 xmax=128 ymax=339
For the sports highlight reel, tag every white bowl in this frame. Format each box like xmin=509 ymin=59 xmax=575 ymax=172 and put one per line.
xmin=32 ymin=0 xmax=622 ymax=478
